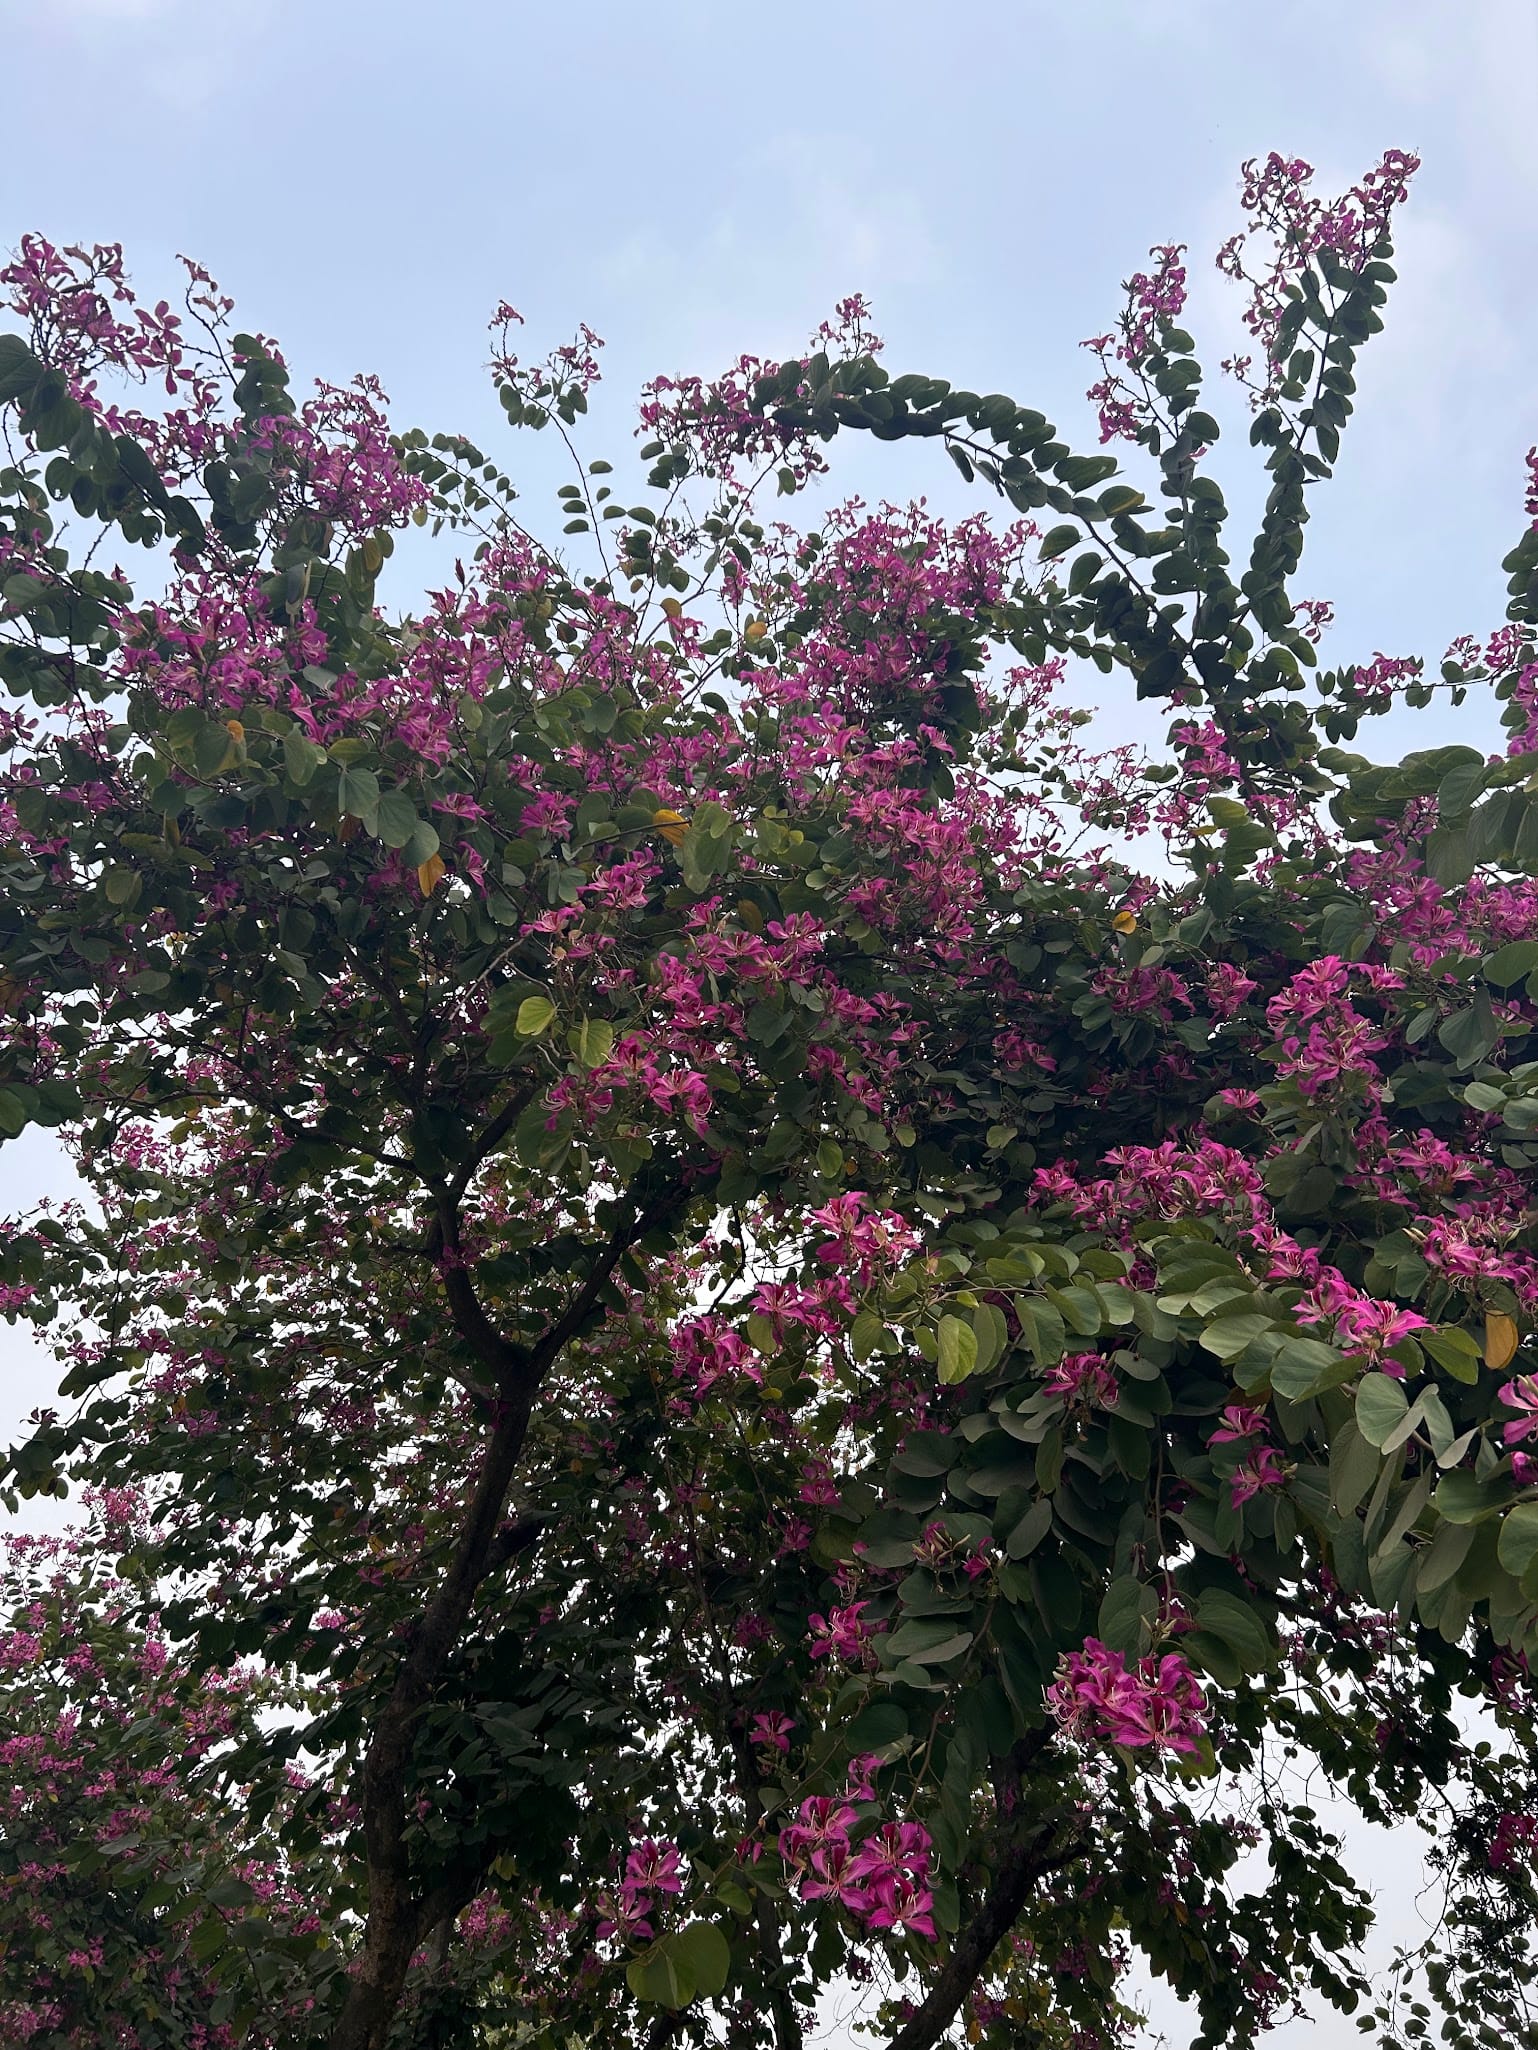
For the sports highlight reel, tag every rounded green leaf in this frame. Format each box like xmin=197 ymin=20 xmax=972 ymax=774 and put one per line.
xmin=515 ymin=996 xmax=556 ymax=1037
xmin=671 ymin=1922 xmax=731 ymax=2000
xmin=1355 ymin=1372 xmax=1409 ymax=1449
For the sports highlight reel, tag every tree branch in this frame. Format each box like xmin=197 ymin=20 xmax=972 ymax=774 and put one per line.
xmin=330 ymin=1180 xmax=691 ymax=2050
xmin=887 ymin=1785 xmax=1082 ymax=2050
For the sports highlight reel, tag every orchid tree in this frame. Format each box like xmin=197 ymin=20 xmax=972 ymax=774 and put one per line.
xmin=4 ymin=147 xmax=1538 ymax=2050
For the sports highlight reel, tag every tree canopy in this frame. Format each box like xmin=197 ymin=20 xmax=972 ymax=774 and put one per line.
xmin=3 ymin=147 xmax=1538 ymax=2050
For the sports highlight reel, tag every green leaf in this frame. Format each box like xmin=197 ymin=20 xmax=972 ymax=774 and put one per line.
xmin=1438 ymin=990 xmax=1497 ymax=1069
xmin=1269 ymin=1335 xmax=1349 ymax=1400
xmin=1356 ymin=1373 xmax=1410 ymax=1448
xmin=515 ymin=996 xmax=556 ymax=1037
xmin=374 ymin=788 xmax=422 ymax=849
xmin=671 ymin=1923 xmax=730 ymax=2000
xmin=1193 ymin=1589 xmax=1274 ymax=1672
xmin=1433 ymin=1469 xmax=1503 ymax=1525
xmin=1422 ymin=1326 xmax=1482 ymax=1385
xmin=1417 ymin=1519 xmax=1475 ymax=1595
xmin=283 ymin=731 xmax=326 ymax=786
xmin=337 ymin=764 xmax=381 ymax=828
xmin=1198 ymin=1312 xmax=1274 ymax=1360
xmin=937 ymin=1314 xmax=980 ymax=1385
xmin=844 ymin=1701 xmax=909 ymax=1750
xmin=1003 ymin=1496 xmax=1053 ymax=1559
xmin=1497 ymin=1501 xmax=1538 ymax=1581
xmin=1483 ymin=940 xmax=1538 ymax=987
xmin=568 ymin=1018 xmax=615 ymax=1069
xmin=1014 ymin=1296 xmax=1066 ymax=1366
xmin=1039 ymin=524 xmax=1079 ymax=560
xmin=627 ymin=1947 xmax=695 ymax=2010
xmin=887 ymin=1615 xmax=974 ymax=1661
xmin=969 ymin=1300 xmax=1009 ymax=1375
xmin=0 ymin=332 xmax=40 ymax=405
xmin=1096 ymin=1576 xmax=1154 ymax=1657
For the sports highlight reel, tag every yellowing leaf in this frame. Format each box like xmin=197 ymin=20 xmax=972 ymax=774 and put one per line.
xmin=1485 ymin=1311 xmax=1520 ymax=1371
xmin=416 ymin=851 xmax=446 ymax=894
xmin=660 ymin=597 xmax=682 ymax=620
xmin=515 ymin=995 xmax=556 ymax=1036
xmin=1112 ymin=909 xmax=1137 ymax=934
xmin=653 ymin=808 xmax=689 ymax=846
xmin=744 ymin=619 xmax=768 ymax=642
xmin=224 ymin=719 xmax=245 ymax=744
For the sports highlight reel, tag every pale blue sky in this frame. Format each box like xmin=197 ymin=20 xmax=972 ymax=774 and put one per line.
xmin=2 ymin=2 xmax=1534 ymax=2041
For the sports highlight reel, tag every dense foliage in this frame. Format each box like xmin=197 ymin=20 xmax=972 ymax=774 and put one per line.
xmin=4 ymin=148 xmax=1538 ymax=2050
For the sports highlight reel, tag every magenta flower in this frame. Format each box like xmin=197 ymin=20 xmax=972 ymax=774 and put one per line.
xmin=807 ymin=1601 xmax=882 ymax=1666
xmin=1044 ymin=1352 xmax=1118 ymax=1409
xmin=1209 ymin=1402 xmax=1268 ymax=1445
xmin=1046 ymin=1637 xmax=1207 ymax=1759
xmin=1230 ymin=1446 xmax=1287 ymax=1507
xmin=749 ymin=1711 xmax=794 ymax=1756
xmin=623 ymin=1838 xmax=682 ymax=1896
xmin=1498 ymin=1375 xmax=1538 ymax=1448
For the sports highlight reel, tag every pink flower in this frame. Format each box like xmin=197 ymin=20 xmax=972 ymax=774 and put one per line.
xmin=1045 ymin=1352 xmax=1118 ymax=1408
xmin=1499 ymin=1375 xmax=1538 ymax=1448
xmin=808 ymin=1601 xmax=882 ymax=1666
xmin=749 ymin=1711 xmax=794 ymax=1755
xmin=624 ymin=1838 xmax=682 ymax=1896
xmin=1230 ymin=1446 xmax=1287 ymax=1506
xmin=1047 ymin=1638 xmax=1207 ymax=1758
xmin=1209 ymin=1403 xmax=1268 ymax=1445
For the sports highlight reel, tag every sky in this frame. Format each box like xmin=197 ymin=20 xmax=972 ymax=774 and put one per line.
xmin=2 ymin=0 xmax=1535 ymax=2042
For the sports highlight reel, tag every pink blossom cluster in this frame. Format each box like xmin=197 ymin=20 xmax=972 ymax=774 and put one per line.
xmin=1032 ymin=1138 xmax=1267 ymax=1235
xmin=594 ymin=1836 xmax=683 ymax=1944
xmin=1045 ymin=1352 xmax=1119 ymax=1410
xmin=1216 ymin=149 xmax=1420 ymax=395
xmin=807 ymin=1600 xmax=883 ymax=1668
xmin=808 ymin=1192 xmax=920 ymax=1287
xmin=1081 ymin=242 xmax=1189 ymax=443
xmin=1046 ymin=1638 xmax=1207 ymax=1758
xmin=639 ymin=296 xmax=882 ymax=489
xmin=1265 ymin=956 xmax=1391 ymax=1100
xmin=779 ymin=1796 xmax=936 ymax=1939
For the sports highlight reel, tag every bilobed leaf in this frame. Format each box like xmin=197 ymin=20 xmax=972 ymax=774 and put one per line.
xmin=515 ymin=996 xmax=556 ymax=1037
xmin=0 ymin=332 xmax=40 ymax=404
xmin=969 ymin=1300 xmax=1009 ymax=1375
xmin=937 ymin=1314 xmax=979 ymax=1385
xmin=887 ymin=1615 xmax=974 ymax=1661
xmin=569 ymin=1018 xmax=615 ymax=1070
xmin=1484 ymin=1312 xmax=1520 ymax=1372
xmin=1417 ymin=1518 xmax=1475 ymax=1595
xmin=1269 ymin=1335 xmax=1349 ymax=1400
xmin=1497 ymin=1501 xmax=1538 ymax=1582
xmin=843 ymin=1701 xmax=909 ymax=1750
xmin=1422 ymin=1325 xmax=1482 ymax=1385
xmin=1004 ymin=1497 xmax=1053 ymax=1559
xmin=670 ymin=1923 xmax=730 ymax=2000
xmin=1198 ymin=1312 xmax=1274 ymax=1360
xmin=1096 ymin=1576 xmax=1154 ymax=1657
xmin=1433 ymin=1469 xmax=1503 ymax=1525
xmin=627 ymin=1947 xmax=695 ymax=2010
xmin=336 ymin=764 xmax=380 ymax=829
xmin=1483 ymin=940 xmax=1538 ymax=987
xmin=374 ymin=788 xmax=422 ymax=849
xmin=1193 ymin=1589 xmax=1274 ymax=1672
xmin=1355 ymin=1373 xmax=1410 ymax=1449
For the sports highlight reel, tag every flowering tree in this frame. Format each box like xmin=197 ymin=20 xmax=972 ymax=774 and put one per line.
xmin=4 ymin=148 xmax=1538 ymax=2050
